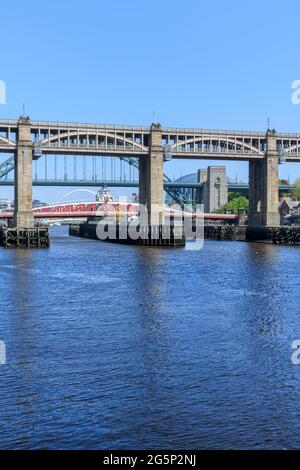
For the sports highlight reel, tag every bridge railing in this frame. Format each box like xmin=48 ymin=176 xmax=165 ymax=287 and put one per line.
xmin=0 ymin=142 xmax=16 ymax=147
xmin=172 ymin=146 xmax=263 ymax=155
xmin=46 ymin=142 xmax=147 ymax=151
xmin=162 ymin=127 xmax=267 ymax=137
xmin=30 ymin=121 xmax=151 ymax=132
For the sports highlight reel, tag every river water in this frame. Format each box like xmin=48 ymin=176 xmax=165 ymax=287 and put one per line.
xmin=1 ymin=226 xmax=300 ymax=449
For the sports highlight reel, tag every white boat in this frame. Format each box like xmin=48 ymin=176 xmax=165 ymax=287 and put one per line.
xmin=95 ymin=186 xmax=115 ymax=204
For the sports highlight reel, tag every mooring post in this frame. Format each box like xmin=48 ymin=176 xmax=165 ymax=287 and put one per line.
xmin=13 ymin=116 xmax=34 ymax=228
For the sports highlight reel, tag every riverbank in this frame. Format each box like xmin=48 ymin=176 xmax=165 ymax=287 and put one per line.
xmin=69 ymin=222 xmax=300 ymax=246
xmin=206 ymin=225 xmax=300 ymax=244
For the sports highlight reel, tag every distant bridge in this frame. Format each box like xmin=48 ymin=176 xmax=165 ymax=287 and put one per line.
xmin=0 ymin=178 xmax=294 ymax=195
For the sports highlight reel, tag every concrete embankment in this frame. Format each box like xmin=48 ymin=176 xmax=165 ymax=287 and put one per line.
xmin=205 ymin=225 xmax=300 ymax=245
xmin=204 ymin=225 xmax=246 ymax=241
xmin=0 ymin=227 xmax=50 ymax=248
xmin=69 ymin=222 xmax=185 ymax=247
xmin=246 ymin=226 xmax=300 ymax=245
xmin=69 ymin=222 xmax=300 ymax=246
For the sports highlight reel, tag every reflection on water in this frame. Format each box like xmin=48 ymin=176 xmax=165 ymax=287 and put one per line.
xmin=1 ymin=226 xmax=300 ymax=449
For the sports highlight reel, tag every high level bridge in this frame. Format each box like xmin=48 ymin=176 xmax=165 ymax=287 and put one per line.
xmin=1 ymin=116 xmax=299 ymax=227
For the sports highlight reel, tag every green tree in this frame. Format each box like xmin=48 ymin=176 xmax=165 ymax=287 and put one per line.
xmin=214 ymin=196 xmax=249 ymax=214
xmin=292 ymin=178 xmax=300 ymax=200
xmin=228 ymin=192 xmax=245 ymax=202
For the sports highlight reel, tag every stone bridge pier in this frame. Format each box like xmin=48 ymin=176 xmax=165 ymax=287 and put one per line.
xmin=0 ymin=117 xmax=49 ymax=247
xmin=248 ymin=129 xmax=279 ymax=227
xmin=13 ymin=117 xmax=34 ymax=228
xmin=139 ymin=123 xmax=165 ymax=225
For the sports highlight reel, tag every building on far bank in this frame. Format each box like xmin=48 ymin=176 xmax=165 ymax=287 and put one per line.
xmin=197 ymin=166 xmax=228 ymax=213
xmin=32 ymin=199 xmax=47 ymax=208
xmin=166 ymin=166 xmax=228 ymax=213
xmin=290 ymin=205 xmax=300 ymax=225
xmin=279 ymin=198 xmax=300 ymax=224
xmin=0 ymin=198 xmax=51 ymax=211
xmin=0 ymin=198 xmax=12 ymax=210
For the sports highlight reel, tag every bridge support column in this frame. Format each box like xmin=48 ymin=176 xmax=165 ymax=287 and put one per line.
xmin=248 ymin=160 xmax=264 ymax=225
xmin=138 ymin=157 xmax=148 ymax=207
xmin=248 ymin=130 xmax=279 ymax=227
xmin=13 ymin=117 xmax=34 ymax=228
xmin=139 ymin=124 xmax=164 ymax=224
xmin=262 ymin=130 xmax=279 ymax=226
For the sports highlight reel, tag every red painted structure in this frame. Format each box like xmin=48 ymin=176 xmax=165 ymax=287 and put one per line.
xmin=0 ymin=201 xmax=238 ymax=221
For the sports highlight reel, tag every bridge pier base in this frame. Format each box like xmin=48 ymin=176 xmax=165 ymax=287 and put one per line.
xmin=248 ymin=130 xmax=279 ymax=227
xmin=13 ymin=117 xmax=34 ymax=228
xmin=0 ymin=226 xmax=49 ymax=248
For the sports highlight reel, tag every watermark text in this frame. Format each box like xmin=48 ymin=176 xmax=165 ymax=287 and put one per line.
xmin=0 ymin=341 xmax=6 ymax=365
xmin=0 ymin=80 xmax=6 ymax=104
xmin=95 ymin=203 xmax=204 ymax=250
xmin=291 ymin=80 xmax=300 ymax=105
xmin=291 ymin=339 xmax=300 ymax=365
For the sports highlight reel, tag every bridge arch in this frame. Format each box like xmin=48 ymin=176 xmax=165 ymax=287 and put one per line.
xmin=171 ymin=137 xmax=263 ymax=155
xmin=40 ymin=131 xmax=149 ymax=152
xmin=0 ymin=135 xmax=15 ymax=146
xmin=280 ymin=143 xmax=300 ymax=155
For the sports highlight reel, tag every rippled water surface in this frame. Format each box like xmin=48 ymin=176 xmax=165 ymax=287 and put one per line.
xmin=1 ymin=226 xmax=300 ymax=449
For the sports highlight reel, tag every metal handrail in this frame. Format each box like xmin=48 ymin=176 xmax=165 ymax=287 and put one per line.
xmin=2 ymin=118 xmax=300 ymax=139
xmin=30 ymin=121 xmax=150 ymax=131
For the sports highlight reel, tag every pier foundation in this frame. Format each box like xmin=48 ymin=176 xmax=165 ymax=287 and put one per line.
xmin=0 ymin=227 xmax=50 ymax=248
xmin=69 ymin=222 xmax=185 ymax=247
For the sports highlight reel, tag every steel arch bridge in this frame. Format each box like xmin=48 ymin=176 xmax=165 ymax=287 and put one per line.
xmin=1 ymin=119 xmax=298 ymax=207
xmin=2 ymin=119 xmax=300 ymax=160
xmin=1 ymin=117 xmax=299 ymax=229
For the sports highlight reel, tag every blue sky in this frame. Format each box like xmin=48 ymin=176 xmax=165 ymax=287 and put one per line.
xmin=1 ymin=0 xmax=300 ymax=202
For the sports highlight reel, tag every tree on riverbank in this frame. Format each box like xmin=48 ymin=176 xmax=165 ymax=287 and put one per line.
xmin=292 ymin=178 xmax=300 ymax=200
xmin=214 ymin=195 xmax=249 ymax=214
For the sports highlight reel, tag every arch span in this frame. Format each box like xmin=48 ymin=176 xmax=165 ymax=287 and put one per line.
xmin=40 ymin=131 xmax=149 ymax=152
xmin=171 ymin=137 xmax=263 ymax=155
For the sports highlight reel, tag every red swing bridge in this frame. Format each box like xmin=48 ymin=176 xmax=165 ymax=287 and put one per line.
xmin=0 ymin=201 xmax=238 ymax=224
